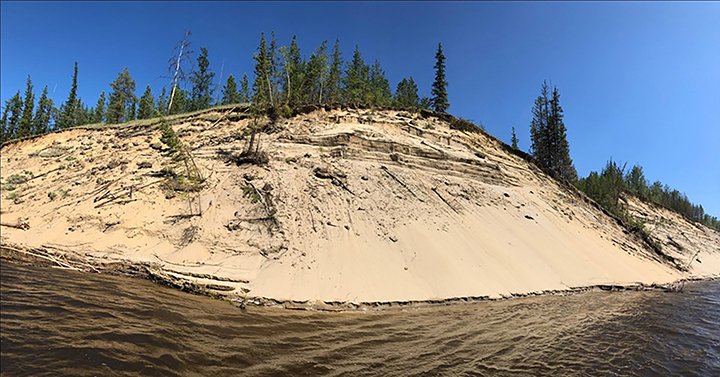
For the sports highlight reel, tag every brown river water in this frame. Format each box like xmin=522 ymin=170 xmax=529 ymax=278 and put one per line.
xmin=1 ymin=260 xmax=719 ymax=376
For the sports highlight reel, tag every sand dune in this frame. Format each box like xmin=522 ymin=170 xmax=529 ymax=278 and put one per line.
xmin=1 ymin=106 xmax=717 ymax=306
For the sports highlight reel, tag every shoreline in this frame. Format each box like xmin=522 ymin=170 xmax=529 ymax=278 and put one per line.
xmin=2 ymin=244 xmax=716 ymax=312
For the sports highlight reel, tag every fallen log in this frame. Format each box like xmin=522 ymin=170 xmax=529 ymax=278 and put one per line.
xmin=0 ymin=220 xmax=29 ymax=230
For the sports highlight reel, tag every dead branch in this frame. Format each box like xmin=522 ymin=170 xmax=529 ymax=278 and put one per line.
xmin=431 ymin=187 xmax=459 ymax=213
xmin=207 ymin=106 xmax=238 ymax=129
xmin=380 ymin=165 xmax=420 ymax=200
xmin=24 ymin=167 xmax=63 ymax=183
xmin=246 ymin=181 xmax=275 ymax=219
xmin=1 ymin=245 xmax=79 ymax=270
xmin=313 ymin=166 xmax=354 ymax=195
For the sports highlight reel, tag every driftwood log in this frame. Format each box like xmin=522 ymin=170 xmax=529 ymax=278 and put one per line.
xmin=0 ymin=220 xmax=29 ymax=230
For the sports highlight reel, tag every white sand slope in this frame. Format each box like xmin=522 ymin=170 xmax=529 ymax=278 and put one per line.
xmin=1 ymin=106 xmax=717 ymax=304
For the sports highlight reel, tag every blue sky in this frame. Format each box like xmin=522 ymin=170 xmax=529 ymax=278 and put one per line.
xmin=2 ymin=1 xmax=719 ymax=215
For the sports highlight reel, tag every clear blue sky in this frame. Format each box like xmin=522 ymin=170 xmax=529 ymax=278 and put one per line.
xmin=2 ymin=1 xmax=719 ymax=215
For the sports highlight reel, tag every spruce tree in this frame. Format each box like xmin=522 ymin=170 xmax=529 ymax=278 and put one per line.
xmin=0 ymin=105 xmax=7 ymax=142
xmin=138 ymin=85 xmax=155 ymax=119
xmin=156 ymin=87 xmax=168 ymax=116
xmin=530 ymin=81 xmax=550 ymax=168
xmin=431 ymin=43 xmax=449 ymax=113
xmin=18 ymin=76 xmax=35 ymax=138
xmin=368 ymin=60 xmax=392 ymax=106
xmin=106 ymin=67 xmax=137 ymax=124
xmin=251 ymin=33 xmax=272 ymax=107
xmin=93 ymin=91 xmax=106 ymax=123
xmin=190 ymin=47 xmax=214 ymax=111
xmin=77 ymin=100 xmax=91 ymax=125
xmin=394 ymin=77 xmax=419 ymax=109
xmin=169 ymin=88 xmax=190 ymax=115
xmin=548 ymin=87 xmax=576 ymax=181
xmin=511 ymin=127 xmax=519 ymax=149
xmin=127 ymin=96 xmax=137 ymax=121
xmin=530 ymin=82 xmax=577 ymax=182
xmin=2 ymin=92 xmax=24 ymax=141
xmin=625 ymin=164 xmax=648 ymax=199
xmin=33 ymin=86 xmax=53 ymax=135
xmin=58 ymin=62 xmax=80 ymax=129
xmin=418 ymin=97 xmax=432 ymax=110
xmin=326 ymin=39 xmax=343 ymax=103
xmin=221 ymin=75 xmax=239 ymax=104
xmin=344 ymin=45 xmax=369 ymax=104
xmin=239 ymin=73 xmax=250 ymax=103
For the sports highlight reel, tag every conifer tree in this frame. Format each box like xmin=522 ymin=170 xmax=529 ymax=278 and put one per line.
xmin=33 ymin=86 xmax=53 ymax=135
xmin=530 ymin=81 xmax=550 ymax=168
xmin=394 ymin=77 xmax=419 ymax=108
xmin=529 ymin=81 xmax=576 ymax=182
xmin=431 ymin=43 xmax=449 ymax=113
xmin=252 ymin=33 xmax=272 ymax=107
xmin=138 ymin=85 xmax=155 ymax=119
xmin=548 ymin=87 xmax=576 ymax=181
xmin=511 ymin=127 xmax=519 ymax=149
xmin=303 ymin=41 xmax=329 ymax=104
xmin=58 ymin=62 xmax=80 ymax=129
xmin=624 ymin=164 xmax=648 ymax=199
xmin=268 ymin=32 xmax=281 ymax=104
xmin=18 ymin=76 xmax=35 ymax=138
xmin=344 ymin=45 xmax=369 ymax=104
xmin=326 ymin=39 xmax=343 ymax=103
xmin=106 ymin=67 xmax=137 ymax=124
xmin=221 ymin=75 xmax=239 ymax=104
xmin=0 ymin=105 xmax=7 ymax=142
xmin=368 ymin=60 xmax=392 ymax=106
xmin=418 ymin=97 xmax=432 ymax=110
xmin=239 ymin=74 xmax=250 ymax=103
xmin=169 ymin=88 xmax=190 ymax=115
xmin=190 ymin=47 xmax=214 ymax=110
xmin=127 ymin=96 xmax=137 ymax=121
xmin=156 ymin=87 xmax=168 ymax=116
xmin=2 ymin=92 xmax=23 ymax=141
xmin=77 ymin=100 xmax=91 ymax=125
xmin=93 ymin=91 xmax=106 ymax=123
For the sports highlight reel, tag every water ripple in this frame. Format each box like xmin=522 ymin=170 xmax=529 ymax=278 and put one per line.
xmin=2 ymin=261 xmax=719 ymax=376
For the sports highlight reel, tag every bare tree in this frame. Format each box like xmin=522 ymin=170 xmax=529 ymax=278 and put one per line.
xmin=166 ymin=31 xmax=194 ymax=114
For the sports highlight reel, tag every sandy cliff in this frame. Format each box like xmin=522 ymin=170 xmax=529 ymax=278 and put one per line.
xmin=1 ymin=106 xmax=718 ymax=306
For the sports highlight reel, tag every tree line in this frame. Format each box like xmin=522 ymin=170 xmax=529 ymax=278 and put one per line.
xmin=1 ymin=33 xmax=450 ymax=142
xmin=577 ymin=161 xmax=720 ymax=231
xmin=524 ymin=80 xmax=718 ymax=231
xmin=3 ymin=31 xmax=715 ymax=230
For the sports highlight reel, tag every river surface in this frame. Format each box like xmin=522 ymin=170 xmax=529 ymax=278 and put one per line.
xmin=1 ymin=261 xmax=719 ymax=376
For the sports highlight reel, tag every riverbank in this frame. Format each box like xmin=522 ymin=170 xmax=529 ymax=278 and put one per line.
xmin=2 ymin=107 xmax=719 ymax=308
xmin=2 ymin=244 xmax=716 ymax=312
